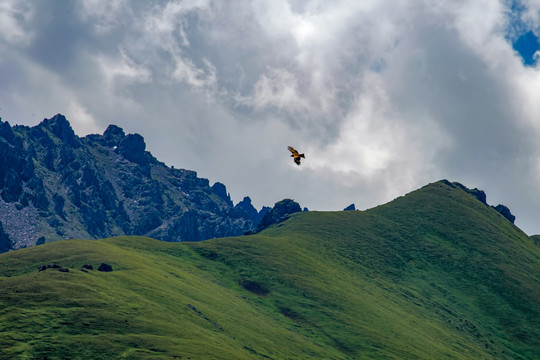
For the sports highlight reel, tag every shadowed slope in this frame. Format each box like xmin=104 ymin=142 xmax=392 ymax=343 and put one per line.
xmin=1 ymin=180 xmax=539 ymax=359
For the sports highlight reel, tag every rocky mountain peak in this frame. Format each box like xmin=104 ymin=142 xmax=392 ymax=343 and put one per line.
xmin=211 ymin=182 xmax=233 ymax=207
xmin=102 ymin=124 xmax=126 ymax=147
xmin=234 ymin=196 xmax=270 ymax=226
xmin=0 ymin=114 xmax=263 ymax=252
xmin=39 ymin=114 xmax=78 ymax=146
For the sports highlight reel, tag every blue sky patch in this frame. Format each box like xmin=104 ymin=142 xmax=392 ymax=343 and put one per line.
xmin=513 ymin=30 xmax=540 ymax=66
xmin=505 ymin=0 xmax=540 ymax=66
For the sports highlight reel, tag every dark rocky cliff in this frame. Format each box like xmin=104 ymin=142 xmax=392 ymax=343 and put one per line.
xmin=0 ymin=114 xmax=267 ymax=252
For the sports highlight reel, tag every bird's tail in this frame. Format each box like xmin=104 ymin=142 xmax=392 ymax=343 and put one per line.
xmin=300 ymin=154 xmax=305 ymax=158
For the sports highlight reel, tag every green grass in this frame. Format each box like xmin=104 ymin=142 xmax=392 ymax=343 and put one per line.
xmin=1 ymin=180 xmax=539 ymax=359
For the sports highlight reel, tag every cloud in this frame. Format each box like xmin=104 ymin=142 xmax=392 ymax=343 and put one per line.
xmin=95 ymin=48 xmax=152 ymax=109
xmin=139 ymin=0 xmax=218 ymax=90
xmin=66 ymin=100 xmax=101 ymax=135
xmin=77 ymin=0 xmax=131 ymax=34
xmin=235 ymin=67 xmax=309 ymax=112
xmin=3 ymin=0 xmax=540 ymax=234
xmin=520 ymin=0 xmax=540 ymax=29
xmin=0 ymin=0 xmax=34 ymax=45
xmin=97 ymin=49 xmax=151 ymax=85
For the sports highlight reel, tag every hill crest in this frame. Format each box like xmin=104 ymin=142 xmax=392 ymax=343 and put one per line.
xmin=1 ymin=177 xmax=539 ymax=359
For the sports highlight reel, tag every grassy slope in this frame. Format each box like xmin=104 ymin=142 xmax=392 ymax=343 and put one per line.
xmin=0 ymin=181 xmax=539 ymax=359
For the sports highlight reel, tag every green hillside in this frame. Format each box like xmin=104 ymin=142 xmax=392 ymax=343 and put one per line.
xmin=1 ymin=180 xmax=539 ymax=359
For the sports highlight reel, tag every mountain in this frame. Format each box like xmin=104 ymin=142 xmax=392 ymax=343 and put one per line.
xmin=1 ymin=180 xmax=539 ymax=359
xmin=0 ymin=114 xmax=267 ymax=252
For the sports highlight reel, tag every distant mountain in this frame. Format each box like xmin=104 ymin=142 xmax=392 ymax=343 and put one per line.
xmin=0 ymin=114 xmax=268 ymax=252
xmin=0 ymin=180 xmax=538 ymax=359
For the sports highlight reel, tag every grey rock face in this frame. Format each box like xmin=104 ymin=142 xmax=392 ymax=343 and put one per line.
xmin=256 ymin=198 xmax=302 ymax=232
xmin=493 ymin=204 xmax=516 ymax=224
xmin=234 ymin=196 xmax=269 ymax=226
xmin=343 ymin=204 xmax=356 ymax=211
xmin=116 ymin=133 xmax=147 ymax=165
xmin=0 ymin=222 xmax=11 ymax=253
xmin=0 ymin=114 xmax=260 ymax=252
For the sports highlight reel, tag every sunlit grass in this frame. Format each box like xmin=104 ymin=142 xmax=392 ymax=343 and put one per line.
xmin=1 ymin=181 xmax=539 ymax=359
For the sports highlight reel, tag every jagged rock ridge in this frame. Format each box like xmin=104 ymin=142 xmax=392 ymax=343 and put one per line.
xmin=441 ymin=180 xmax=516 ymax=223
xmin=0 ymin=114 xmax=268 ymax=252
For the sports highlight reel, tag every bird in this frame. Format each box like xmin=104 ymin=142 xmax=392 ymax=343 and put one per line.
xmin=288 ymin=146 xmax=305 ymax=165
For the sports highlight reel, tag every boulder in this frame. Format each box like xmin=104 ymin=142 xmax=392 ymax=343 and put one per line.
xmin=98 ymin=263 xmax=113 ymax=272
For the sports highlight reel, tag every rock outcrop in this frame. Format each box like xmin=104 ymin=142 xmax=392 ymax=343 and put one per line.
xmin=493 ymin=204 xmax=515 ymax=224
xmin=256 ymin=198 xmax=302 ymax=232
xmin=449 ymin=181 xmax=487 ymax=204
xmin=441 ymin=180 xmax=516 ymax=224
xmin=343 ymin=204 xmax=356 ymax=211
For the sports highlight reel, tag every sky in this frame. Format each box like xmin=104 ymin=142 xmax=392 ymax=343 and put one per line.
xmin=1 ymin=0 xmax=540 ymax=234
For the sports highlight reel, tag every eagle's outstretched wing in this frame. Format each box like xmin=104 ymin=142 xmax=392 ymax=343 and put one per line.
xmin=288 ymin=146 xmax=299 ymax=156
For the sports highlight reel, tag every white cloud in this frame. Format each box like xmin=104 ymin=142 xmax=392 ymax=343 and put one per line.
xmin=66 ymin=100 xmax=101 ymax=136
xmin=144 ymin=0 xmax=210 ymax=42
xmin=5 ymin=0 xmax=540 ymax=234
xmin=0 ymin=0 xmax=34 ymax=45
xmin=238 ymin=67 xmax=309 ymax=112
xmin=78 ymin=0 xmax=130 ymax=33
xmin=94 ymin=49 xmax=152 ymax=109
xmin=139 ymin=0 xmax=218 ymax=91
xmin=172 ymin=56 xmax=217 ymax=89
xmin=0 ymin=50 xmax=105 ymax=136
xmin=520 ymin=0 xmax=540 ymax=28
xmin=97 ymin=49 xmax=151 ymax=85
xmin=306 ymin=71 xmax=449 ymax=192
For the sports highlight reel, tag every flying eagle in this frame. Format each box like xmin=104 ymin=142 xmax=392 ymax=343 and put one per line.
xmin=288 ymin=146 xmax=305 ymax=165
